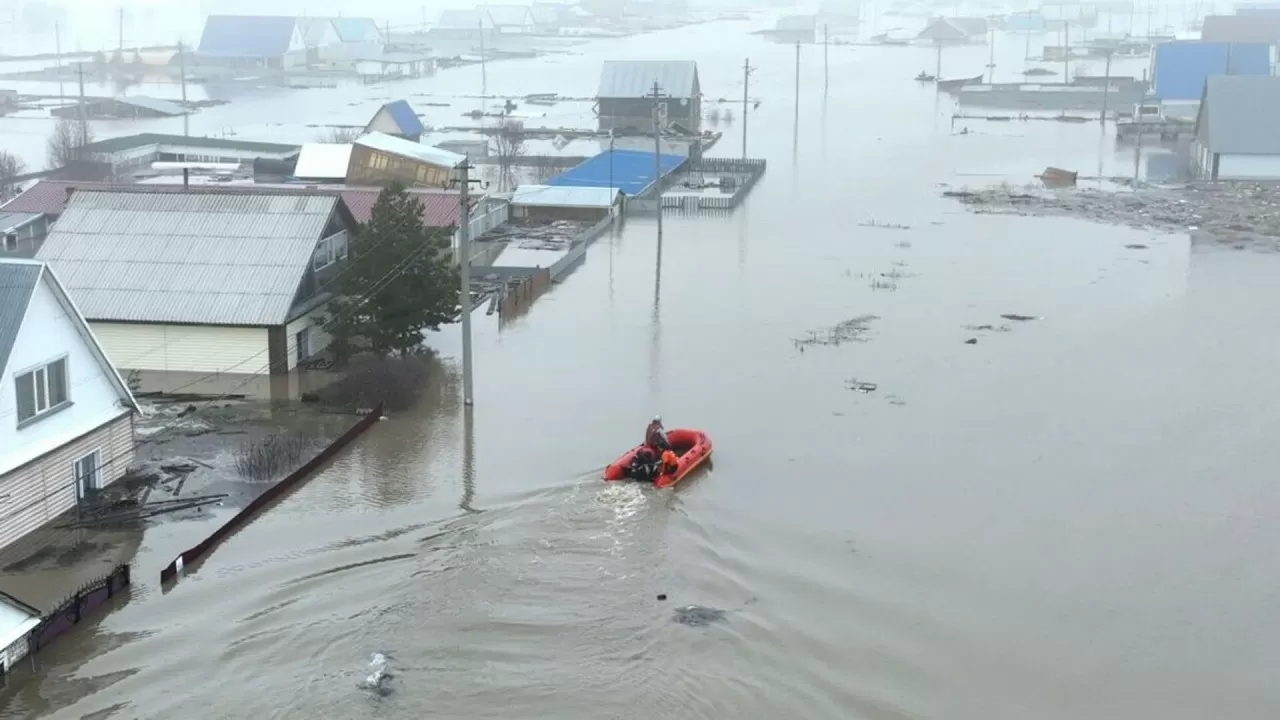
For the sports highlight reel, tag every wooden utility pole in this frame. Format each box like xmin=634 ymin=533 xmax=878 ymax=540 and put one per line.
xmin=1100 ymin=51 xmax=1112 ymax=124
xmin=823 ymin=24 xmax=829 ymax=97
xmin=179 ymin=41 xmax=189 ymax=136
xmin=650 ymin=81 xmax=667 ymax=241
xmin=794 ymin=43 xmax=801 ymax=128
xmin=453 ymin=158 xmax=485 ymax=405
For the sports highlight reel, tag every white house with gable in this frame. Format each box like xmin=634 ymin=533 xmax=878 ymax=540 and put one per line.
xmin=0 ymin=259 xmax=138 ymax=553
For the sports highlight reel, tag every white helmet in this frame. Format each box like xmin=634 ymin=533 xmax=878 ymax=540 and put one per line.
xmin=652 ymin=415 xmax=662 ymax=423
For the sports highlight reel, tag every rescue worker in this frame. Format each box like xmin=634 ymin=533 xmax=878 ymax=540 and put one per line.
xmin=645 ymin=415 xmax=670 ymax=452
xmin=660 ymin=449 xmax=679 ymax=480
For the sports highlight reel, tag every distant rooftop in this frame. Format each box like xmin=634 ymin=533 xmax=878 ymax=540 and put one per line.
xmin=546 ymin=149 xmax=685 ymax=196
xmin=355 ymin=132 xmax=465 ymax=168
xmin=197 ymin=15 xmax=300 ymax=58
xmin=598 ymin=60 xmax=699 ymax=98
xmin=1197 ymin=75 xmax=1280 ymax=155
xmin=80 ymin=132 xmax=301 ymax=155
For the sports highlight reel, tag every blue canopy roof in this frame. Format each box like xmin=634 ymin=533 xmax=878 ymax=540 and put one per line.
xmin=331 ymin=17 xmax=381 ymax=43
xmin=198 ymin=15 xmax=298 ymax=58
xmin=382 ymin=100 xmax=425 ymax=136
xmin=1153 ymin=41 xmax=1270 ymax=101
xmin=547 ymin=150 xmax=685 ymax=196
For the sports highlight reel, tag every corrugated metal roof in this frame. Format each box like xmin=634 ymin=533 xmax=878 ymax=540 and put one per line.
xmin=1153 ymin=41 xmax=1270 ymax=101
xmin=917 ymin=18 xmax=969 ymax=42
xmin=78 ymin=132 xmax=300 ymax=155
xmin=479 ymin=5 xmax=534 ymax=26
xmin=512 ymin=184 xmax=619 ymax=208
xmin=356 ymin=132 xmax=464 ymax=168
xmin=35 ymin=191 xmax=338 ymax=326
xmin=0 ymin=261 xmax=39 ymax=379
xmin=382 ymin=100 xmax=426 ymax=135
xmin=0 ymin=211 xmax=41 ymax=232
xmin=1201 ymin=14 xmax=1280 ymax=43
xmin=115 ymin=95 xmax=186 ymax=116
xmin=436 ymin=9 xmax=496 ymax=29
xmin=1198 ymin=75 xmax=1280 ymax=154
xmin=197 ymin=15 xmax=299 ymax=58
xmin=597 ymin=61 xmax=699 ymax=98
xmin=294 ymin=143 xmax=353 ymax=179
xmin=546 ymin=149 xmax=686 ymax=196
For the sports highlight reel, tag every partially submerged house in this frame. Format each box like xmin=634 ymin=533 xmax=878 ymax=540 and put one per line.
xmin=1151 ymin=41 xmax=1270 ymax=118
xmin=347 ymin=132 xmax=465 ymax=187
xmin=1192 ymin=75 xmax=1280 ymax=180
xmin=772 ymin=15 xmax=817 ymax=43
xmin=68 ymin=133 xmax=301 ymax=180
xmin=512 ymin=185 xmax=621 ymax=221
xmin=1200 ymin=13 xmax=1280 ymax=45
xmin=196 ymin=15 xmax=309 ymax=69
xmin=364 ymin=99 xmax=426 ymax=141
xmin=0 ymin=259 xmax=138 ymax=553
xmin=597 ymin=60 xmax=701 ymax=133
xmin=50 ymin=95 xmax=185 ymax=120
xmin=293 ymin=143 xmax=353 ymax=182
xmin=917 ymin=18 xmax=972 ymax=44
xmin=301 ymin=17 xmax=386 ymax=64
xmin=34 ymin=190 xmax=359 ymax=374
xmin=1 ymin=590 xmax=41 ymax=674
xmin=0 ymin=212 xmax=49 ymax=257
xmin=479 ymin=5 xmax=536 ymax=34
xmin=546 ymin=149 xmax=686 ymax=196
xmin=429 ymin=10 xmax=498 ymax=51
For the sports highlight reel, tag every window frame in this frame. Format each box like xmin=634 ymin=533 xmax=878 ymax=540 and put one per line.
xmin=73 ymin=448 xmax=103 ymax=499
xmin=14 ymin=354 xmax=71 ymax=427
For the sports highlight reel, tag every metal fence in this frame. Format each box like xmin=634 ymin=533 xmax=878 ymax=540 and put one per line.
xmin=27 ymin=563 xmax=131 ymax=656
xmin=650 ymin=158 xmax=768 ymax=214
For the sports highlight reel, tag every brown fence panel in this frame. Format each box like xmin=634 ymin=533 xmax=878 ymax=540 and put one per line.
xmin=159 ymin=405 xmax=384 ymax=583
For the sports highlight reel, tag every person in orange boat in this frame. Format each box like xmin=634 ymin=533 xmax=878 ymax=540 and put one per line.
xmin=644 ymin=415 xmax=671 ymax=453
xmin=660 ymin=449 xmax=679 ymax=479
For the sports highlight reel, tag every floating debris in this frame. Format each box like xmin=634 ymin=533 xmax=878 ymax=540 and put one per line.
xmin=964 ymin=324 xmax=1012 ymax=332
xmin=672 ymin=605 xmax=727 ymax=627
xmin=794 ymin=314 xmax=879 ymax=348
xmin=846 ymin=379 xmax=878 ymax=393
xmin=858 ymin=220 xmax=912 ymax=230
xmin=1125 ymin=243 xmax=1149 ymax=249
xmin=357 ymin=652 xmax=395 ymax=696
xmin=964 ymin=338 xmax=978 ymax=345
xmin=1000 ymin=314 xmax=1038 ymax=322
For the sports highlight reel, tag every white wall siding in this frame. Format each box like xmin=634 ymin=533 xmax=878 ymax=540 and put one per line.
xmin=0 ymin=413 xmax=133 ymax=552
xmin=284 ymin=307 xmax=333 ymax=370
xmin=89 ymin=322 xmax=270 ymax=374
xmin=0 ymin=274 xmax=129 ymax=476
xmin=1215 ymin=154 xmax=1280 ymax=180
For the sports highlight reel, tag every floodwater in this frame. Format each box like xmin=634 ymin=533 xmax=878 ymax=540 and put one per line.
xmin=6 ymin=16 xmax=1280 ymax=720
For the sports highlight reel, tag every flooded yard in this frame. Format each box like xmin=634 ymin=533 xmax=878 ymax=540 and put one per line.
xmin=4 ymin=11 xmax=1280 ymax=720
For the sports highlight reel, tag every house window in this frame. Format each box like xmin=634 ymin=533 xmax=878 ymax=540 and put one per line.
xmin=14 ymin=357 xmax=70 ymax=425
xmin=313 ymin=234 xmax=347 ymax=270
xmin=3 ymin=234 xmax=16 ymax=252
xmin=74 ymin=449 xmax=102 ymax=499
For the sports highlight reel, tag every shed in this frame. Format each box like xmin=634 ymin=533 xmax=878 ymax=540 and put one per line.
xmin=1200 ymin=14 xmax=1280 ymax=44
xmin=196 ymin=15 xmax=308 ymax=68
xmin=1152 ymin=41 xmax=1270 ymax=102
xmin=917 ymin=18 xmax=970 ymax=43
xmin=511 ymin=184 xmax=621 ymax=221
xmin=546 ymin=149 xmax=685 ymax=196
xmin=364 ymin=100 xmax=426 ymax=141
xmin=597 ymin=61 xmax=701 ymax=132
xmin=34 ymin=190 xmax=358 ymax=374
xmin=0 ymin=212 xmax=48 ymax=257
xmin=1192 ymin=75 xmax=1280 ymax=180
xmin=294 ymin=143 xmax=353 ymax=180
xmin=0 ymin=589 xmax=40 ymax=673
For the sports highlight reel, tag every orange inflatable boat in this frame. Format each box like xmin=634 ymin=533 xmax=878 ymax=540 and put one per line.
xmin=602 ymin=428 xmax=713 ymax=489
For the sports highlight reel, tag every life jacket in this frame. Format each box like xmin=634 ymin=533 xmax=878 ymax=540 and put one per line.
xmin=661 ymin=450 xmax=678 ymax=473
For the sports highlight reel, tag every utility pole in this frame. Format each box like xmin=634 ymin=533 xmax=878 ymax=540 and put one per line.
xmin=76 ymin=62 xmax=87 ymax=148
xmin=179 ymin=41 xmax=189 ymax=136
xmin=794 ymin=43 xmax=801 ymax=130
xmin=741 ymin=57 xmax=754 ymax=159
xmin=649 ymin=81 xmax=666 ymax=242
xmin=987 ymin=25 xmax=996 ymax=82
xmin=479 ymin=19 xmax=488 ymax=98
xmin=454 ymin=157 xmax=485 ymax=406
xmin=1062 ymin=22 xmax=1070 ymax=81
xmin=823 ymin=24 xmax=829 ymax=98
xmin=118 ymin=7 xmax=124 ymax=62
xmin=1099 ymin=51 xmax=1112 ymax=124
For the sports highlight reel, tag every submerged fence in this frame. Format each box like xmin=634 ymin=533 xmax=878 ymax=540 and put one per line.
xmin=660 ymin=158 xmax=768 ymax=213
xmin=27 ymin=563 xmax=131 ymax=656
xmin=159 ymin=405 xmax=384 ymax=583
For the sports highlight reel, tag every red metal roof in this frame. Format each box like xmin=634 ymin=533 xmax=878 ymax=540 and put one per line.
xmin=0 ymin=180 xmax=466 ymax=228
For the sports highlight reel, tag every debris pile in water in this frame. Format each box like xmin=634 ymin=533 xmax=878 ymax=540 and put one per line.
xmin=794 ymin=314 xmax=879 ymax=349
xmin=941 ymin=183 xmax=1280 ymax=251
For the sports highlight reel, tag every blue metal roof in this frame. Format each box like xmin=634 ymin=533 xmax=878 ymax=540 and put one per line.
xmin=1153 ymin=41 xmax=1270 ymax=101
xmin=197 ymin=15 xmax=298 ymax=58
xmin=331 ymin=17 xmax=381 ymax=43
xmin=382 ymin=100 xmax=425 ymax=136
xmin=547 ymin=150 xmax=685 ymax=196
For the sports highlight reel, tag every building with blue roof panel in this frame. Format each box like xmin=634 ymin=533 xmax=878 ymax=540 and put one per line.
xmin=1153 ymin=41 xmax=1271 ymax=105
xmin=364 ymin=100 xmax=425 ymax=141
xmin=547 ymin=150 xmax=686 ymax=196
xmin=196 ymin=15 xmax=308 ymax=69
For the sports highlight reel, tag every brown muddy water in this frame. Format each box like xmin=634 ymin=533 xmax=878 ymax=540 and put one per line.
xmin=6 ymin=19 xmax=1280 ymax=720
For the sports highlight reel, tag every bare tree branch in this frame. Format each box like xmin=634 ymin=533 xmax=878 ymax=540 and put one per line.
xmin=0 ymin=150 xmax=26 ymax=200
xmin=46 ymin=117 xmax=95 ymax=172
xmin=493 ymin=119 xmax=526 ymax=193
xmin=317 ymin=126 xmax=362 ymax=143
